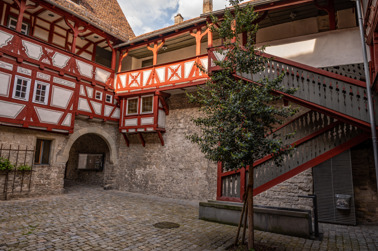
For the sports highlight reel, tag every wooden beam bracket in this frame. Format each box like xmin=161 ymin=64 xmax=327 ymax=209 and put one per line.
xmin=122 ymin=133 xmax=130 ymax=147
xmin=157 ymin=131 xmax=165 ymax=146
xmin=138 ymin=132 xmax=145 ymax=147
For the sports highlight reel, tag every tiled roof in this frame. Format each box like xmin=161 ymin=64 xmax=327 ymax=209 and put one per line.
xmin=130 ymin=16 xmax=204 ymax=42
xmin=49 ymin=0 xmax=135 ymax=41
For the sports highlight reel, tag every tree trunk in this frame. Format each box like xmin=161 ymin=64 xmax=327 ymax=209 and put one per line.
xmin=247 ymin=166 xmax=254 ymax=249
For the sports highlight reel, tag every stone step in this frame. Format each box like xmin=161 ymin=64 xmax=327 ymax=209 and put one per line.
xmin=199 ymin=200 xmax=314 ymax=239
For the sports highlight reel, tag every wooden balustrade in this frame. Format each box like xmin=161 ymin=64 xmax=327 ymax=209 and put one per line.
xmin=115 ymin=55 xmax=209 ymax=93
xmin=217 ymin=111 xmax=368 ymax=202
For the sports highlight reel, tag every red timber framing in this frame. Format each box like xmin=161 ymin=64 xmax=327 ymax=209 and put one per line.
xmin=0 ymin=26 xmax=119 ymax=133
xmin=119 ymin=91 xmax=169 ymax=146
xmin=1 ymin=0 xmax=120 ymax=68
xmin=217 ymin=133 xmax=370 ymax=202
xmin=115 ymin=55 xmax=209 ymax=93
xmin=216 ymin=112 xmax=370 ymax=202
xmin=208 ymin=47 xmax=374 ymax=131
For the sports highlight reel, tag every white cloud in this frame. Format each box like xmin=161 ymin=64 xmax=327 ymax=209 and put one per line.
xmin=118 ymin=0 xmax=232 ymax=36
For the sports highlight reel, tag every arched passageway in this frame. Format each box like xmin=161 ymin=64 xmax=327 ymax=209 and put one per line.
xmin=64 ymin=133 xmax=110 ymax=187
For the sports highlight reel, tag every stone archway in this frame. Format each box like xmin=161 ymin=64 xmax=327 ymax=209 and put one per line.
xmin=65 ymin=133 xmax=110 ymax=186
xmin=57 ymin=127 xmax=118 ymax=165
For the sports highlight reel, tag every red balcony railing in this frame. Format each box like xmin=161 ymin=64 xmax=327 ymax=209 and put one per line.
xmin=115 ymin=55 xmax=209 ymax=93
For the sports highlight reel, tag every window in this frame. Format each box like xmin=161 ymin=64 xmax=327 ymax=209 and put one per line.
xmin=95 ymin=91 xmax=102 ymax=100
xmin=34 ymin=139 xmax=52 ymax=165
xmin=141 ymin=96 xmax=153 ymax=113
xmin=12 ymin=76 xmax=31 ymax=101
xmin=126 ymin=98 xmax=138 ymax=115
xmin=33 ymin=81 xmax=49 ymax=105
xmin=8 ymin=17 xmax=29 ymax=35
xmin=105 ymin=94 xmax=112 ymax=103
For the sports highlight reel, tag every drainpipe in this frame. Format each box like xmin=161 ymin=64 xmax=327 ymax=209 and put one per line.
xmin=354 ymin=0 xmax=378 ymax=192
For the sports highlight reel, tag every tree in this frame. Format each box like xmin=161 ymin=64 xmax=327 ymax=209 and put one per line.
xmin=187 ymin=0 xmax=296 ymax=249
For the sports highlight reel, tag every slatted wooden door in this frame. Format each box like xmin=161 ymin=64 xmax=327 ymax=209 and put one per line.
xmin=313 ymin=149 xmax=356 ymax=225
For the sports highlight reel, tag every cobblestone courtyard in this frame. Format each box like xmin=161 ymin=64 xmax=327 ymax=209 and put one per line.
xmin=0 ymin=184 xmax=377 ymax=251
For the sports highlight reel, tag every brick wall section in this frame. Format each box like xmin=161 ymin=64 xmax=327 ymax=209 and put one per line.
xmin=116 ymin=93 xmax=218 ymax=201
xmin=351 ymin=141 xmax=378 ymax=224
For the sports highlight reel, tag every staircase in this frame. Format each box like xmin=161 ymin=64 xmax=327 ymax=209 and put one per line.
xmin=209 ymin=49 xmax=374 ymax=201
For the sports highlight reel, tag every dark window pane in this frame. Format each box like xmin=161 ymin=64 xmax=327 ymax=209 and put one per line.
xmin=127 ymin=99 xmax=138 ymax=114
xmin=41 ymin=140 xmax=51 ymax=164
xmin=142 ymin=96 xmax=153 ymax=113
xmin=34 ymin=139 xmax=42 ymax=163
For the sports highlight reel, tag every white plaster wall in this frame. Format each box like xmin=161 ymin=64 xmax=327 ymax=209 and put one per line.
xmin=257 ymin=28 xmax=364 ymax=68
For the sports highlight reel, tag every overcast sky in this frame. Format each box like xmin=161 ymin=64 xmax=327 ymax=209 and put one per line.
xmin=118 ymin=0 xmax=231 ymax=36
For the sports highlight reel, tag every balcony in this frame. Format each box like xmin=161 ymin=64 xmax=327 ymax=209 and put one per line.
xmin=115 ymin=55 xmax=209 ymax=94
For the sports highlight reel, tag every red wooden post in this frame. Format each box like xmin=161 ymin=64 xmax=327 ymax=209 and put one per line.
xmin=190 ymin=28 xmax=209 ymax=56
xmin=217 ymin=161 xmax=223 ymax=199
xmin=107 ymin=39 xmax=116 ymax=70
xmin=14 ymin=0 xmax=36 ymax=33
xmin=240 ymin=166 xmax=246 ymax=201
xmin=65 ymin=18 xmax=88 ymax=53
xmin=118 ymin=49 xmax=128 ymax=72
xmin=314 ymin=0 xmax=336 ymax=30
xmin=147 ymin=41 xmax=164 ymax=66
xmin=208 ymin=26 xmax=213 ymax=48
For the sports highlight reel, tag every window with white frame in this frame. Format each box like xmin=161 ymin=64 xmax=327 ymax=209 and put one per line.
xmin=126 ymin=98 xmax=138 ymax=115
xmin=95 ymin=91 xmax=102 ymax=100
xmin=141 ymin=96 xmax=153 ymax=113
xmin=8 ymin=17 xmax=29 ymax=35
xmin=33 ymin=81 xmax=50 ymax=105
xmin=12 ymin=76 xmax=31 ymax=101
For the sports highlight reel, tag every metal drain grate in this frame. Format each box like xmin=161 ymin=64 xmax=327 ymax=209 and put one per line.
xmin=153 ymin=222 xmax=180 ymax=229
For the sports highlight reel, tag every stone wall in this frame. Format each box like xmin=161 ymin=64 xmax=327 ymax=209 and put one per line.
xmin=65 ymin=133 xmax=110 ymax=186
xmin=116 ymin=93 xmax=218 ymax=201
xmin=0 ymin=125 xmax=67 ymax=199
xmin=351 ymin=141 xmax=378 ymax=224
xmin=254 ymin=169 xmax=314 ymax=211
xmin=0 ymin=118 xmax=120 ymax=200
xmin=59 ymin=118 xmax=120 ymax=189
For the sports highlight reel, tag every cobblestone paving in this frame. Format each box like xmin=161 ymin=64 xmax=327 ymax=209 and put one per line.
xmin=0 ymin=184 xmax=377 ymax=251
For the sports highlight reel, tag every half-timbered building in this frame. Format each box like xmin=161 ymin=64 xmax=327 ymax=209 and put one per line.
xmin=0 ymin=0 xmax=377 ymax=226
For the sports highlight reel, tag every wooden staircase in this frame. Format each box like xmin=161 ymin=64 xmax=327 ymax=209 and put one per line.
xmin=209 ymin=49 xmax=374 ymax=201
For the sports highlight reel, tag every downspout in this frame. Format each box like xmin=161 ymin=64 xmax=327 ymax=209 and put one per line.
xmin=354 ymin=0 xmax=378 ymax=191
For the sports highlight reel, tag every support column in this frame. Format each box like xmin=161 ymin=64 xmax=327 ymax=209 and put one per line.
xmin=147 ymin=41 xmax=165 ymax=66
xmin=65 ymin=18 xmax=88 ymax=53
xmin=314 ymin=0 xmax=336 ymax=30
xmin=107 ymin=39 xmax=116 ymax=70
xmin=190 ymin=28 xmax=209 ymax=56
xmin=118 ymin=49 xmax=128 ymax=72
xmin=14 ymin=0 xmax=36 ymax=32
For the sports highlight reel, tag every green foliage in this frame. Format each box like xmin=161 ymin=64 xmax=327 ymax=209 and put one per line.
xmin=17 ymin=164 xmax=32 ymax=171
xmin=187 ymin=0 xmax=297 ymax=171
xmin=0 ymin=157 xmax=14 ymax=171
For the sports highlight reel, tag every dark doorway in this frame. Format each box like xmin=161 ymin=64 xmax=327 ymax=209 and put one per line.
xmin=64 ymin=133 xmax=109 ymax=187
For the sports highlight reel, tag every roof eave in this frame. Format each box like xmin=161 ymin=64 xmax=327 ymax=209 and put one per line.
xmin=114 ymin=17 xmax=208 ymax=49
xmin=43 ymin=0 xmax=129 ymax=42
